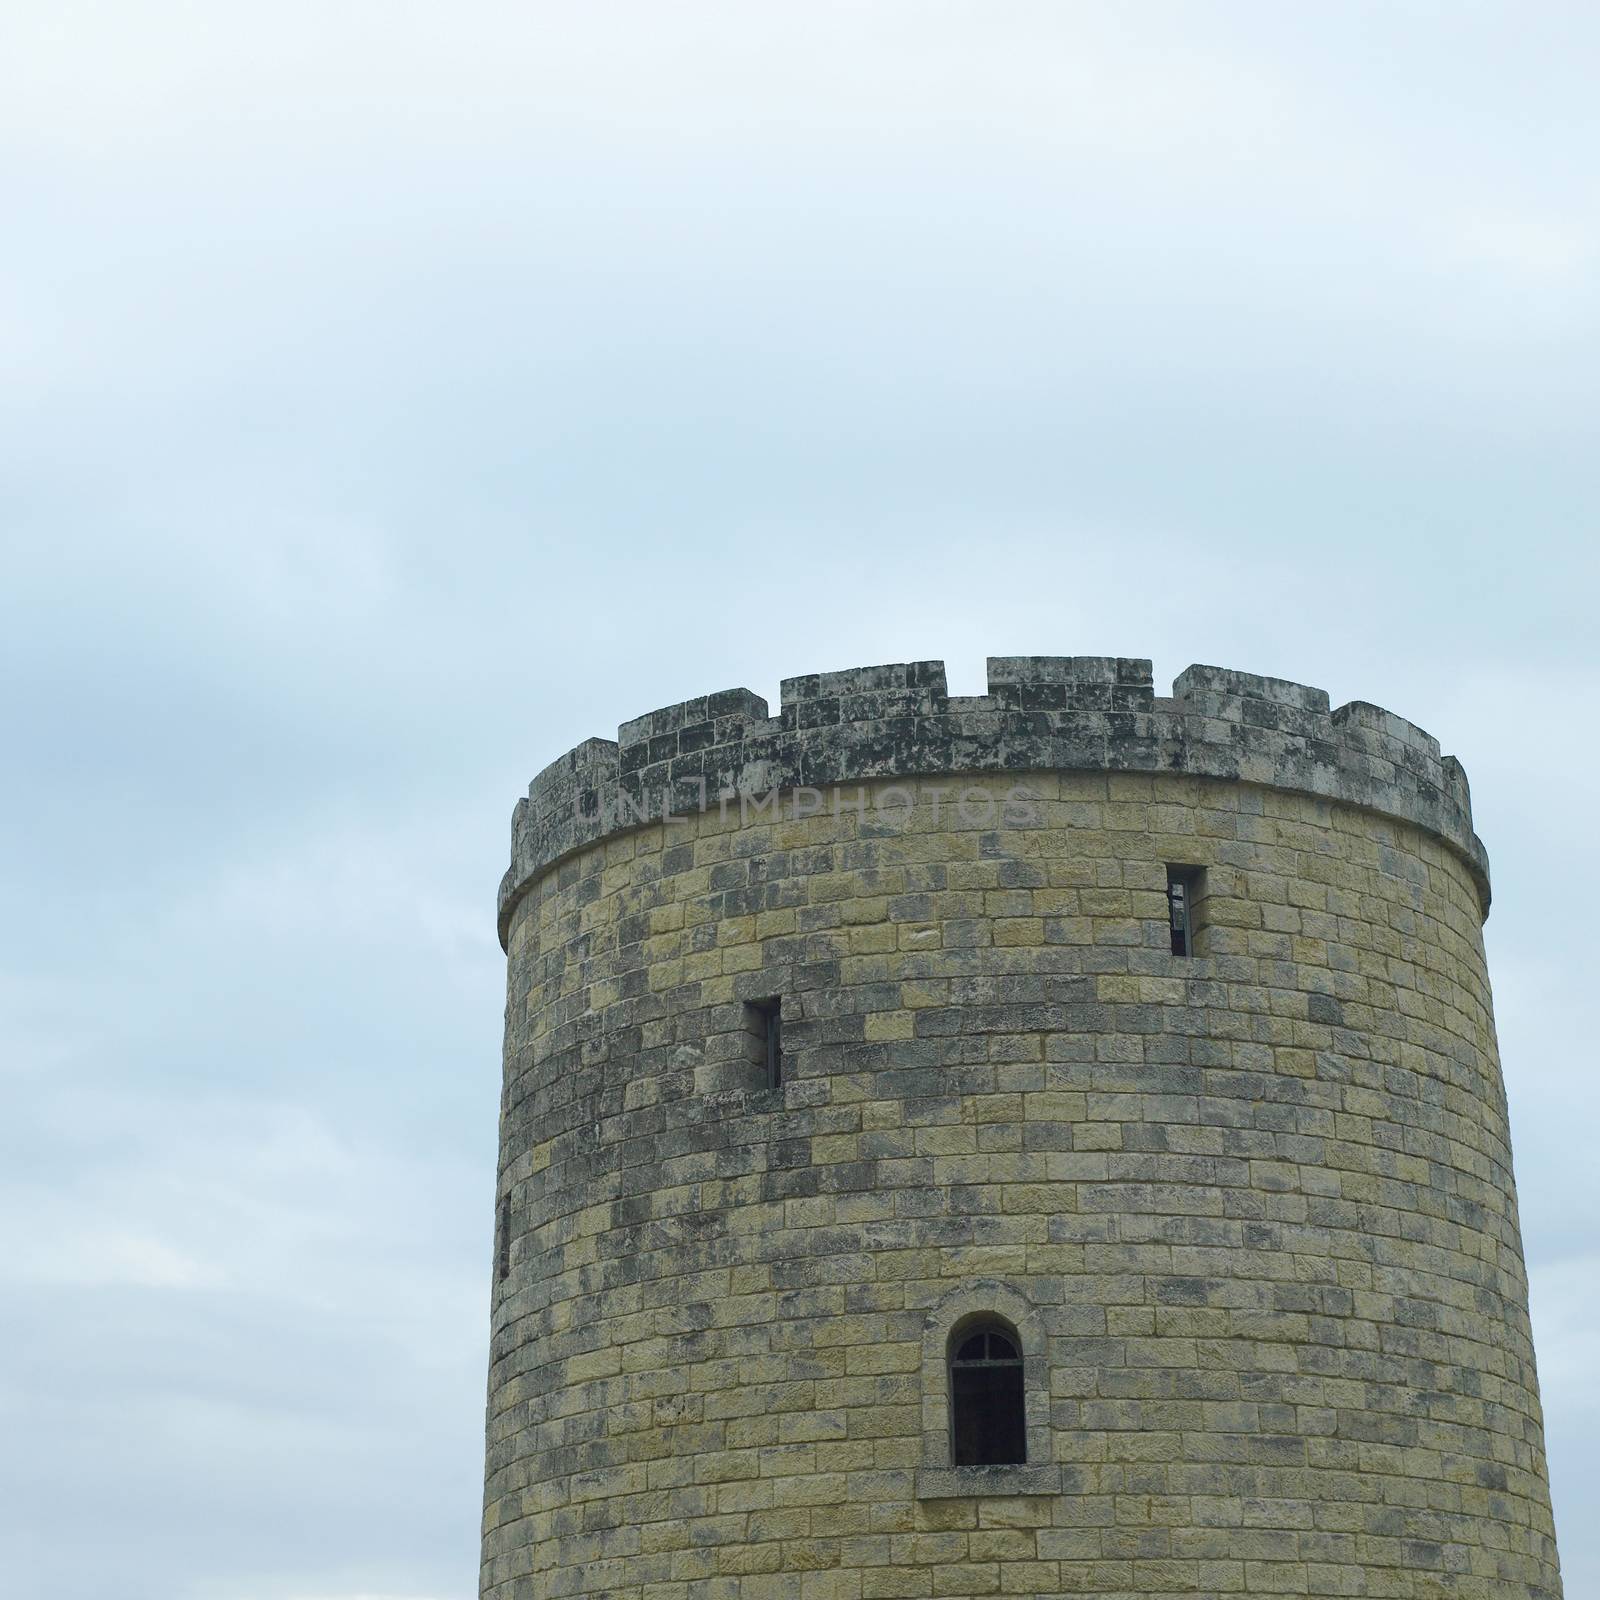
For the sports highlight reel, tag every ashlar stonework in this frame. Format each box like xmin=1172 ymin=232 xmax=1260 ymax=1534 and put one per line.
xmin=481 ymin=657 xmax=1563 ymax=1600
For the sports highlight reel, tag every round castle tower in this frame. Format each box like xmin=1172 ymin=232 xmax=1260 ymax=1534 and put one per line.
xmin=482 ymin=657 xmax=1563 ymax=1600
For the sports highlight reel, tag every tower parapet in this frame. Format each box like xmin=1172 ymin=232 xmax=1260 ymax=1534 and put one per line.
xmin=501 ymin=657 xmax=1488 ymax=948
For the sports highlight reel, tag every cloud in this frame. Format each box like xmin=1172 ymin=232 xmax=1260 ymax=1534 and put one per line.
xmin=0 ymin=1223 xmax=218 ymax=1290
xmin=1455 ymin=213 xmax=1593 ymax=278
xmin=1531 ymin=1257 xmax=1600 ymax=1407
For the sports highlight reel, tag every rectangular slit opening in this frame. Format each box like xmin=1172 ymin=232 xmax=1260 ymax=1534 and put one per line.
xmin=1166 ymin=865 xmax=1204 ymax=958
xmin=744 ymin=997 xmax=783 ymax=1089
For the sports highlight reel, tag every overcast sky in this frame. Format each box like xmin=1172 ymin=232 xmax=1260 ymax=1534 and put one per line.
xmin=2 ymin=4 xmax=1596 ymax=1597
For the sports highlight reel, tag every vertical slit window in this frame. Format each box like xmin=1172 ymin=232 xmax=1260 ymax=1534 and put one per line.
xmin=497 ymin=1196 xmax=511 ymax=1282
xmin=744 ymin=997 xmax=783 ymax=1089
xmin=1167 ymin=865 xmax=1202 ymax=957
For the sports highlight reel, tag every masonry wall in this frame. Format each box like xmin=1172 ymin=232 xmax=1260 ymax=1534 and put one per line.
xmin=482 ymin=751 xmax=1563 ymax=1600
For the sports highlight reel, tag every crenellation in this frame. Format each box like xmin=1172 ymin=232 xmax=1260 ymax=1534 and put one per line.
xmin=1172 ymin=664 xmax=1333 ymax=715
xmin=500 ymin=656 xmax=1494 ymax=951
xmin=619 ymin=688 xmax=772 ymax=756
xmin=527 ymin=734 xmax=620 ymax=812
xmin=778 ymin=661 xmax=949 ymax=735
xmin=985 ymin=655 xmax=1155 ymax=712
xmin=782 ymin=659 xmax=949 ymax=705
xmin=1330 ymin=701 xmax=1443 ymax=796
xmin=1441 ymin=755 xmax=1474 ymax=820
xmin=545 ymin=742 xmax=616 ymax=811
xmin=710 ymin=686 xmax=772 ymax=725
xmin=986 ymin=654 xmax=1152 ymax=688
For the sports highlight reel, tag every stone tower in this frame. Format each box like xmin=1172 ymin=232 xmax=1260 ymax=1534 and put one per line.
xmin=481 ymin=657 xmax=1563 ymax=1600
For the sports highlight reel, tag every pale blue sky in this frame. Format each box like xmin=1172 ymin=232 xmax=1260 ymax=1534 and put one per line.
xmin=2 ymin=4 xmax=1596 ymax=1596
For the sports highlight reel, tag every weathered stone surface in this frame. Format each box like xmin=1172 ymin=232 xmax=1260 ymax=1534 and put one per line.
xmin=481 ymin=659 xmax=1560 ymax=1600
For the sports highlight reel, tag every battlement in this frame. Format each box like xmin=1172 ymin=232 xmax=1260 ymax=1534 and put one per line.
xmin=501 ymin=657 xmax=1490 ymax=945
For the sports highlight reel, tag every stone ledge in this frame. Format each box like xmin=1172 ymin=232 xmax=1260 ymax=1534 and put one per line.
xmin=915 ymin=1463 xmax=1065 ymax=1499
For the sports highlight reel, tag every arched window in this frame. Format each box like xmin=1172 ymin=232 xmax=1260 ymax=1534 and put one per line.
xmin=918 ymin=1281 xmax=1057 ymax=1498
xmin=948 ymin=1318 xmax=1026 ymax=1465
